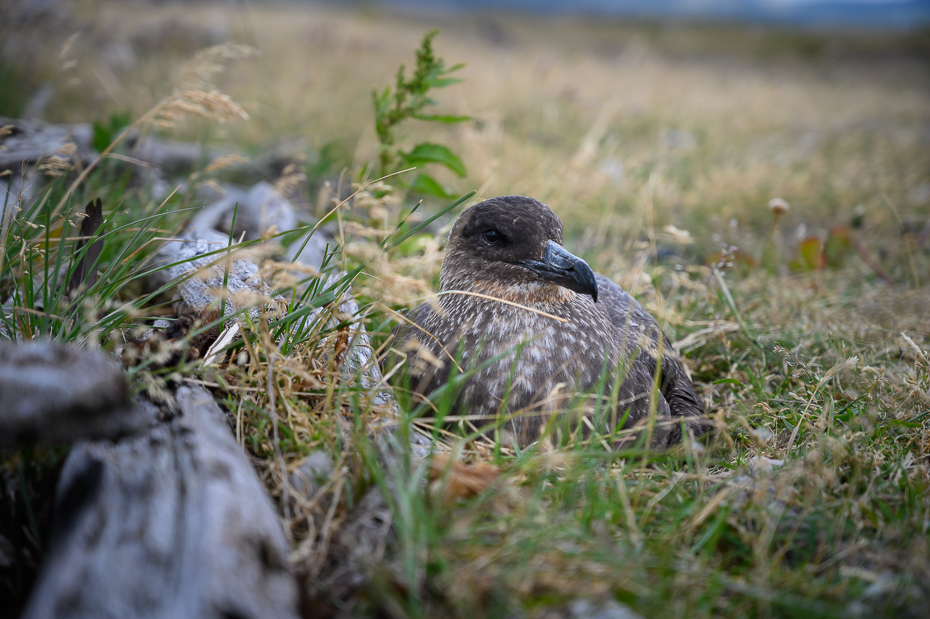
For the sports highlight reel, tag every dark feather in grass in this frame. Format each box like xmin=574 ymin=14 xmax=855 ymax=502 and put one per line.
xmin=67 ymin=197 xmax=104 ymax=296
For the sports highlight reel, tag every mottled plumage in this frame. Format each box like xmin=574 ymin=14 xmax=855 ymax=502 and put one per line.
xmin=394 ymin=196 xmax=710 ymax=448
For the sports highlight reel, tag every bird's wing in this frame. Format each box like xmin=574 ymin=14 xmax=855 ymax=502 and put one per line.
xmin=594 ymin=273 xmax=710 ymax=444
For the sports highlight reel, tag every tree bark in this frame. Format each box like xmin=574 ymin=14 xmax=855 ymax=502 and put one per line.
xmin=21 ymin=385 xmax=299 ymax=619
xmin=0 ymin=341 xmax=146 ymax=449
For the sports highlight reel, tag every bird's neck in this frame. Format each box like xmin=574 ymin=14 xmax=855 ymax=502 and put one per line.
xmin=439 ymin=278 xmax=577 ymax=308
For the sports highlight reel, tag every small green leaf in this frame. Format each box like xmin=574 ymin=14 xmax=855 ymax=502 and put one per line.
xmin=394 ymin=233 xmax=432 ymax=256
xmin=414 ymin=113 xmax=471 ymax=124
xmin=889 ymin=419 xmax=922 ymax=429
xmin=401 ymin=143 xmax=467 ymax=177
xmin=409 ymin=173 xmax=455 ymax=199
xmin=91 ymin=111 xmax=131 ymax=153
xmin=425 ymin=77 xmax=463 ymax=88
xmin=92 ymin=123 xmax=111 ymax=154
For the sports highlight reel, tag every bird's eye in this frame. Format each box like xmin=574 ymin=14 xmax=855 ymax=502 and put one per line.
xmin=484 ymin=230 xmax=502 ymax=244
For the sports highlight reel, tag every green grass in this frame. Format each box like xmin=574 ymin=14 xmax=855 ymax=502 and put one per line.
xmin=2 ymin=3 xmax=929 ymax=618
xmin=365 ymin=264 xmax=929 ymax=618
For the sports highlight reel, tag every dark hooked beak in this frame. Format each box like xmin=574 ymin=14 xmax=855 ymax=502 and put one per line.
xmin=515 ymin=240 xmax=599 ymax=303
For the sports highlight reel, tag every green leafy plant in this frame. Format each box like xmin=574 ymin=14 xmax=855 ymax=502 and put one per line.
xmin=92 ymin=111 xmax=132 ymax=154
xmin=372 ymin=30 xmax=470 ymax=198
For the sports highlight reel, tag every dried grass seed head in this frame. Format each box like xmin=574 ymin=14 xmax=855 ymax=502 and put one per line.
xmin=174 ymin=43 xmax=260 ymax=92
xmin=38 ymin=139 xmax=78 ymax=177
xmin=274 ymin=163 xmax=307 ymax=196
xmin=153 ymin=90 xmax=250 ymax=128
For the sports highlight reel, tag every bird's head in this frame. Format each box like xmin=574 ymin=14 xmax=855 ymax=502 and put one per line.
xmin=440 ymin=196 xmax=598 ymax=304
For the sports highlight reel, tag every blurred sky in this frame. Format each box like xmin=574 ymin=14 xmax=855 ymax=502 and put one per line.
xmin=374 ymin=0 xmax=930 ymax=28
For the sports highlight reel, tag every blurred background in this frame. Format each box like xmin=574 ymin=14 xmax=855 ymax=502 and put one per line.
xmin=380 ymin=0 xmax=930 ymax=28
xmin=2 ymin=0 xmax=928 ymax=280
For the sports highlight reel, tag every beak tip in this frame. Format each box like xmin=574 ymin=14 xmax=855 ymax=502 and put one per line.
xmin=516 ymin=240 xmax=600 ymax=302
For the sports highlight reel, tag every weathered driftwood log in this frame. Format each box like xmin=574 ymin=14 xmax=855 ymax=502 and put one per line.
xmin=0 ymin=116 xmax=94 ymax=172
xmin=148 ymin=223 xmax=425 ymax=453
xmin=298 ymin=486 xmax=393 ymax=614
xmin=0 ymin=116 xmax=306 ymax=185
xmin=335 ymin=293 xmax=432 ymax=459
xmin=21 ymin=384 xmax=299 ymax=619
xmin=0 ymin=341 xmax=147 ymax=449
xmin=150 ymin=185 xmax=440 ymax=612
xmin=191 ymin=181 xmax=333 ymax=272
xmin=128 ymin=137 xmax=230 ymax=176
xmin=190 ymin=181 xmax=297 ymax=241
xmin=149 ymin=228 xmax=283 ymax=322
xmin=2 ymin=113 xmax=429 ymax=615
xmin=0 ymin=116 xmax=232 ymax=175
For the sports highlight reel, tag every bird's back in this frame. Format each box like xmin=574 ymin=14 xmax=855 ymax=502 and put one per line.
xmin=594 ymin=273 xmax=710 ymax=444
